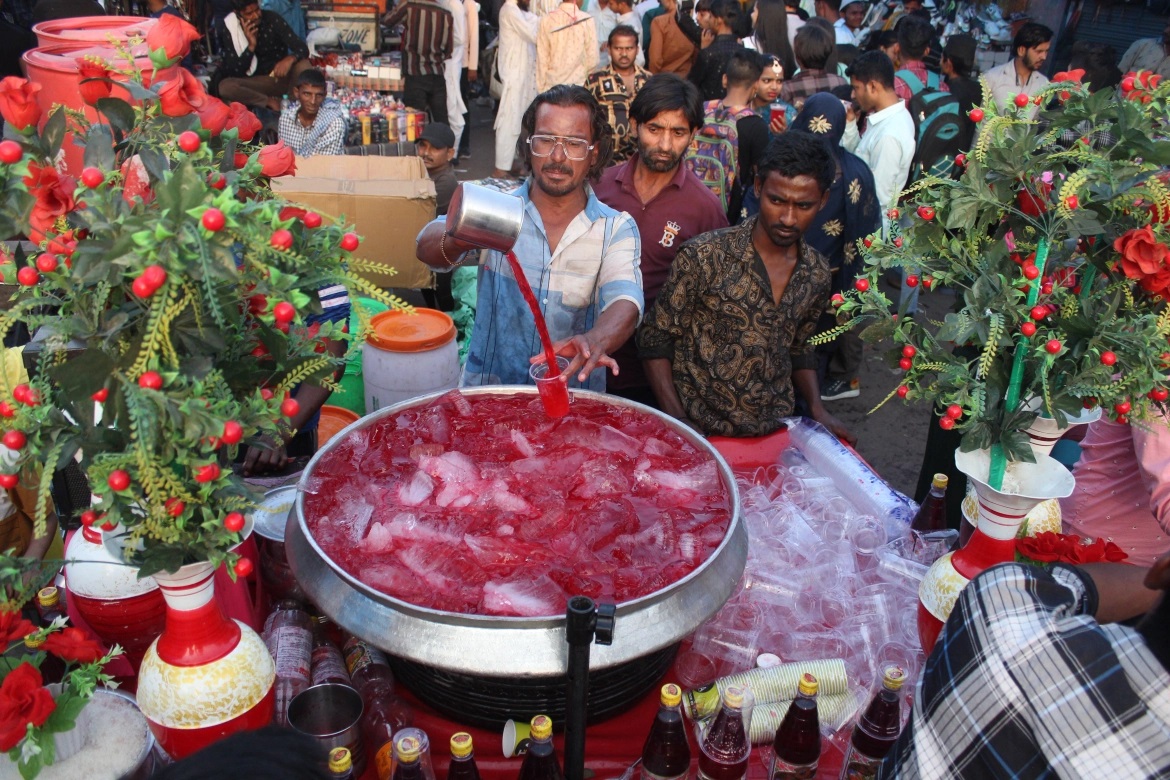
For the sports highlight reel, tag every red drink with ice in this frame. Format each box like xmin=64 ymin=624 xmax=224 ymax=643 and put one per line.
xmin=303 ymin=392 xmax=732 ymax=616
xmin=531 ymin=357 xmax=571 ymax=419
xmin=697 ymin=686 xmax=750 ymax=780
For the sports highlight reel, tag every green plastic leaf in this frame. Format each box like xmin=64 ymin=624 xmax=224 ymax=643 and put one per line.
xmin=82 ymin=124 xmax=117 ymax=171
xmin=41 ymin=107 xmax=67 ymax=159
xmin=95 ymin=98 xmax=136 ymax=135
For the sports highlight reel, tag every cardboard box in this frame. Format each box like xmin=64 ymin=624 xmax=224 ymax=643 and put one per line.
xmin=307 ymin=9 xmax=380 ymax=53
xmin=273 ymin=156 xmax=437 ymax=290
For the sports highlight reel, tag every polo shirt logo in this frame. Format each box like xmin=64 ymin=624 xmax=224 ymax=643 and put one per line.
xmin=659 ymin=220 xmax=681 ymax=248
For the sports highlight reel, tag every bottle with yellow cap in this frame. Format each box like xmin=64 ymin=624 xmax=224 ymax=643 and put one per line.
xmin=35 ymin=586 xmax=64 ymax=625
xmin=769 ymin=673 xmax=820 ymax=780
xmin=517 ymin=715 xmax=563 ymax=780
xmin=329 ymin=747 xmax=355 ymax=779
xmin=911 ymin=473 xmax=949 ymax=534
xmin=393 ymin=734 xmax=426 ymax=780
xmin=840 ymin=666 xmax=907 ymax=780
xmin=697 ymin=685 xmax=751 ymax=780
xmin=641 ymin=683 xmax=690 ymax=780
xmin=446 ymin=732 xmax=482 ymax=780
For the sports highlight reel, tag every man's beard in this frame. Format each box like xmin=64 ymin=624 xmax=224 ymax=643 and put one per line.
xmin=638 ymin=145 xmax=682 ymax=173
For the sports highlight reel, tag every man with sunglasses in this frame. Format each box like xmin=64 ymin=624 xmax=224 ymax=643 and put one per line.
xmin=416 ymin=85 xmax=644 ymax=391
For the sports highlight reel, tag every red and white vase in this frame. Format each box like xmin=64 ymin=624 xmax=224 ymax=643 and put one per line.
xmin=136 ymin=561 xmax=275 ymax=759
xmin=64 ymin=526 xmax=167 ymax=671
xmin=917 ymin=447 xmax=1075 ymax=655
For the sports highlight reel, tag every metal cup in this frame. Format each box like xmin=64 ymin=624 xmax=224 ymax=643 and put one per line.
xmin=445 ymin=182 xmax=525 ymax=252
xmin=287 ymin=683 xmax=366 ymax=777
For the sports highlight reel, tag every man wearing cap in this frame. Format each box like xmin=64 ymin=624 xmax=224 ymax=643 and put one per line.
xmin=415 ymin=85 xmax=643 ymax=391
xmin=417 ymin=122 xmax=460 ymax=313
xmin=836 ymin=0 xmax=866 ymax=46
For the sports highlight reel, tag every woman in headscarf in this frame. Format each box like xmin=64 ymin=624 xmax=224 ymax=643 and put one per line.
xmin=789 ymin=92 xmax=881 ymax=401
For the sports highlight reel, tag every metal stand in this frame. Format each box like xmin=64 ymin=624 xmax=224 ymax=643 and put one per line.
xmin=564 ymin=596 xmax=616 ymax=780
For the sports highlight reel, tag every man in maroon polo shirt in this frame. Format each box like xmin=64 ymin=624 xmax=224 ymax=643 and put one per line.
xmin=595 ymin=73 xmax=729 ymax=407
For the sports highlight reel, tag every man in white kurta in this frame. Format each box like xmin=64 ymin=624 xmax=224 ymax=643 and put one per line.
xmin=442 ymin=0 xmax=469 ymax=152
xmin=536 ymin=1 xmax=599 ymax=92
xmin=493 ymin=0 xmax=539 ymax=175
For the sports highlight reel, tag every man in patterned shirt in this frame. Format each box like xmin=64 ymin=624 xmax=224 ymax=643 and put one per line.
xmin=882 ymin=560 xmax=1170 ymax=778
xmin=277 ymin=68 xmax=347 ymax=156
xmin=383 ymin=0 xmax=455 ymax=123
xmin=637 ymin=132 xmax=854 ymax=441
xmin=585 ymin=25 xmax=651 ymax=165
xmin=416 ymin=85 xmax=643 ymax=390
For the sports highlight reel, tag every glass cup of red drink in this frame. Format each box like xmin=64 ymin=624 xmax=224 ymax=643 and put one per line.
xmin=530 ymin=355 xmax=571 ymax=419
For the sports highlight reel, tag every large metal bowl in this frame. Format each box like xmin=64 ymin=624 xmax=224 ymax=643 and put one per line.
xmin=287 ymin=387 xmax=746 ymax=678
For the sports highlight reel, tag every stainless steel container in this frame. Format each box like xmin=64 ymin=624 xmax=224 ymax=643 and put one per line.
xmin=287 ymin=387 xmax=746 ymax=679
xmin=444 ymin=182 xmax=525 ymax=252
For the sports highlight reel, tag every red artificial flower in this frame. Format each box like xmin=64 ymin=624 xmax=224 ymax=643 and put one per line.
xmin=1052 ymin=68 xmax=1085 ymax=84
xmin=196 ymin=96 xmax=231 ymax=135
xmin=0 ymin=662 xmax=55 ymax=752
xmin=154 ymin=67 xmax=206 ymax=117
xmin=145 ymin=14 xmax=201 ymax=63
xmin=23 ymin=162 xmax=76 ymax=236
xmin=41 ymin=627 xmax=105 ymax=664
xmin=0 ymin=610 xmax=34 ymax=646
xmin=120 ymin=154 xmax=155 ymax=206
xmin=257 ymin=142 xmax=296 ymax=178
xmin=76 ymin=59 xmax=113 ymax=107
xmin=1103 ymin=540 xmax=1129 ymax=562
xmin=278 ymin=206 xmax=307 ymax=222
xmin=1016 ymin=532 xmax=1068 ymax=563
xmin=1065 ymin=536 xmax=1100 ymax=565
xmin=0 ymin=77 xmax=41 ymax=132
xmin=1115 ymin=225 xmax=1170 ymax=299
xmin=225 ymin=102 xmax=262 ymax=142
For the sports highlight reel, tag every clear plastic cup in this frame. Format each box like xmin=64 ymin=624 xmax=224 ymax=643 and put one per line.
xmin=691 ymin=624 xmax=762 ymax=673
xmin=529 ymin=355 xmax=570 ymax=418
xmin=848 ymin=514 xmax=888 ymax=555
xmin=675 ymin=649 xmax=718 ymax=688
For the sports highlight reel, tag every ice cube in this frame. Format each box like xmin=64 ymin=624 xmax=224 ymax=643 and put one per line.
xmin=332 ymin=498 xmax=374 ymax=546
xmin=435 ymin=481 xmax=476 ymax=508
xmin=480 ymin=574 xmax=567 ymax=617
xmin=420 ymin=451 xmax=481 ymax=484
xmin=409 ymin=443 xmax=445 ymax=461
xmin=397 ymin=470 xmax=435 ymax=506
xmin=571 ymin=460 xmax=632 ymax=500
xmin=442 ymin=389 xmax=474 ymax=417
xmin=596 ymin=424 xmax=642 ymax=458
xmin=363 ymin=521 xmax=394 ymax=552
xmin=510 ymin=429 xmax=537 ymax=458
xmin=481 ymin=479 xmax=535 ymax=515
xmin=643 ymin=438 xmax=674 ymax=457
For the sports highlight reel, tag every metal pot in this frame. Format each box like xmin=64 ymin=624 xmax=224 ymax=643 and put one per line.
xmin=444 ymin=182 xmax=525 ymax=253
xmin=287 ymin=387 xmax=746 ymax=678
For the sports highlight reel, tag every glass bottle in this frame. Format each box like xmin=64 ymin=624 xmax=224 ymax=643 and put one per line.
xmin=311 ymin=621 xmax=351 ymax=686
xmin=911 ymin=474 xmax=949 ymax=533
xmin=447 ymin=732 xmax=482 ymax=780
xmin=35 ymin=586 xmax=64 ymax=625
xmin=641 ymin=683 xmax=691 ymax=780
xmin=840 ymin=666 xmax=907 ymax=780
xmin=518 ymin=715 xmax=563 ymax=780
xmin=769 ymin=673 xmax=820 ymax=780
xmin=697 ymin=685 xmax=751 ymax=780
xmin=262 ymin=600 xmax=313 ymax=727
xmin=344 ymin=636 xmax=413 ymax=779
xmin=330 ymin=747 xmax=356 ymax=779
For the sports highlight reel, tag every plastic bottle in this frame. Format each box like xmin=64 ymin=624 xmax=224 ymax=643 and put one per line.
xmin=393 ymin=734 xmax=426 ymax=780
xmin=697 ymin=685 xmax=751 ymax=780
xmin=641 ymin=684 xmax=690 ymax=780
xmin=840 ymin=666 xmax=906 ymax=780
xmin=910 ymin=474 xmax=949 ymax=533
xmin=330 ymin=747 xmax=356 ymax=779
xmin=769 ymin=673 xmax=820 ymax=780
xmin=344 ymin=636 xmax=413 ymax=779
xmin=35 ymin=586 xmax=64 ymax=625
xmin=518 ymin=715 xmax=563 ymax=780
xmin=262 ymin=600 xmax=313 ymax=726
xmin=311 ymin=623 xmax=351 ymax=686
xmin=447 ymin=732 xmax=482 ymax=780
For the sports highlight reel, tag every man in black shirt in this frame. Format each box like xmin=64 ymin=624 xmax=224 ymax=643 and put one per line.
xmin=686 ymin=0 xmax=741 ymax=101
xmin=941 ymin=33 xmax=981 ymax=150
xmin=214 ymin=0 xmax=310 ymax=111
xmin=0 ymin=0 xmax=35 ymax=78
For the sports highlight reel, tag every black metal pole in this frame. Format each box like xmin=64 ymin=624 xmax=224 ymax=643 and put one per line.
xmin=564 ymin=596 xmax=596 ymax=780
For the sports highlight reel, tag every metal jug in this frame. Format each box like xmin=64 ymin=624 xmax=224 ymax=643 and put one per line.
xmin=444 ymin=182 xmax=525 ymax=253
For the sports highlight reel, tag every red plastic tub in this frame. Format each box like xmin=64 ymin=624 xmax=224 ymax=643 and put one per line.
xmin=32 ymin=15 xmax=154 ymax=47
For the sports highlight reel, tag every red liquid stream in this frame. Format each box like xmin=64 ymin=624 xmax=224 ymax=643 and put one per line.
xmin=505 ymin=251 xmax=561 ymax=374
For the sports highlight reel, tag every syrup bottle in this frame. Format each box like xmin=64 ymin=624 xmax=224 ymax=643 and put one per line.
xmin=697 ymin=685 xmax=751 ymax=780
xmin=447 ymin=732 xmax=482 ymax=780
xmin=517 ymin=715 xmax=563 ymax=780
xmin=769 ymin=673 xmax=820 ymax=780
xmin=641 ymin=683 xmax=691 ymax=780
xmin=840 ymin=666 xmax=907 ymax=780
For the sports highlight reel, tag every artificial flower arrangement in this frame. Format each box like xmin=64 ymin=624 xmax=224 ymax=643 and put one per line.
xmin=824 ymin=68 xmax=1170 ymax=466
xmin=1016 ymin=530 xmax=1128 ymax=566
xmin=0 ymin=15 xmax=403 ymax=577
xmin=0 ymin=558 xmax=121 ymax=778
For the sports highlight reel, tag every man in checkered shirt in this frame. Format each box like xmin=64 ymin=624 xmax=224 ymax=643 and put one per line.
xmin=278 ymin=68 xmax=347 ymax=156
xmin=881 ymin=561 xmax=1170 ymax=778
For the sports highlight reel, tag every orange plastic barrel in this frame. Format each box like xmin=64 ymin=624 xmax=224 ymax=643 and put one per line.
xmin=361 ymin=309 xmax=461 ymax=413
xmin=21 ymin=42 xmax=153 ymax=177
xmin=32 ymin=16 xmax=155 ymax=47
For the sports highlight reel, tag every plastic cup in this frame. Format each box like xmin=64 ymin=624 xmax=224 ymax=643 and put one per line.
xmin=691 ymin=624 xmax=762 ymax=673
xmin=848 ymin=514 xmax=888 ymax=555
xmin=530 ymin=355 xmax=570 ymax=418
xmin=675 ymin=649 xmax=718 ymax=688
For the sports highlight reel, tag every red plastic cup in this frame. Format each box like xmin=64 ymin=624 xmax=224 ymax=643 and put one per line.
xmin=530 ymin=356 xmax=571 ymax=419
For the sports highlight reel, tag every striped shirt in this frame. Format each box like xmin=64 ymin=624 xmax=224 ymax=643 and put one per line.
xmin=882 ymin=563 xmax=1170 ymax=779
xmin=278 ymin=103 xmax=347 ymax=156
xmin=449 ymin=180 xmax=643 ymax=391
xmin=385 ymin=0 xmax=454 ymax=77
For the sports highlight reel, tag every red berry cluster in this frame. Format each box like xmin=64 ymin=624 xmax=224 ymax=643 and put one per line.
xmin=132 ymin=264 xmax=168 ymax=298
xmin=1121 ymin=70 xmax=1162 ymax=104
